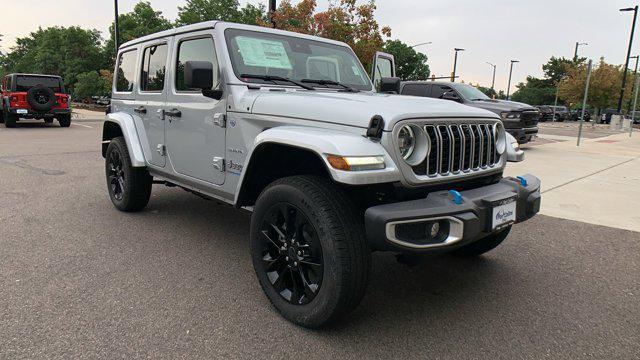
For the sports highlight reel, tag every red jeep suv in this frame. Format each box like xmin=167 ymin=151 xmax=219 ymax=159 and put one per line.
xmin=1 ymin=73 xmax=72 ymax=128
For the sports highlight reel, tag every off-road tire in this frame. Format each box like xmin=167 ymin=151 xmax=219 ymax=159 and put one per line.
xmin=44 ymin=118 xmax=54 ymax=124
xmin=0 ymin=109 xmax=4 ymax=123
xmin=452 ymin=225 xmax=512 ymax=257
xmin=105 ymin=137 xmax=152 ymax=212
xmin=57 ymin=114 xmax=71 ymax=127
xmin=250 ymin=175 xmax=371 ymax=328
xmin=4 ymin=111 xmax=17 ymax=128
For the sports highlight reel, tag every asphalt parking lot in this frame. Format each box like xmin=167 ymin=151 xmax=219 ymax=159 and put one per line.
xmin=1 ymin=119 xmax=639 ymax=359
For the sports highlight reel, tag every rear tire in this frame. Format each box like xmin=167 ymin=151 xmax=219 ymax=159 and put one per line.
xmin=105 ymin=137 xmax=152 ymax=212
xmin=250 ymin=176 xmax=370 ymax=328
xmin=452 ymin=226 xmax=512 ymax=257
xmin=4 ymin=112 xmax=17 ymax=128
xmin=58 ymin=114 xmax=71 ymax=127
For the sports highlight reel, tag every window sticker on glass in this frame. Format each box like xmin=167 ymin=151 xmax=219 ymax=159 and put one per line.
xmin=235 ymin=36 xmax=293 ymax=69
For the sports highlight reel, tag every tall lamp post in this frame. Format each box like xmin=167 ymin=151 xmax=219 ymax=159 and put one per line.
xmin=506 ymin=60 xmax=519 ymax=100
xmin=410 ymin=42 xmax=432 ymax=48
xmin=628 ymin=55 xmax=639 ymax=112
xmin=574 ymin=42 xmax=588 ymax=61
xmin=617 ymin=6 xmax=638 ymax=113
xmin=114 ymin=0 xmax=120 ymax=52
xmin=451 ymin=48 xmax=465 ymax=82
xmin=486 ymin=62 xmax=496 ymax=90
xmin=269 ymin=0 xmax=277 ymax=27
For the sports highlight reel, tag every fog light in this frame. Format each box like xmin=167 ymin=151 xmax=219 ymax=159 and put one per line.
xmin=428 ymin=222 xmax=440 ymax=238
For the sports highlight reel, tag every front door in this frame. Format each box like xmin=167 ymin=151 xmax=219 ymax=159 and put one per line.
xmin=371 ymin=51 xmax=396 ymax=92
xmin=165 ymin=32 xmax=226 ymax=185
xmin=136 ymin=39 xmax=172 ymax=167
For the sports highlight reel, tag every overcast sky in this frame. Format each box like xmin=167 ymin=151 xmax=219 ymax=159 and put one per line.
xmin=1 ymin=0 xmax=638 ymax=93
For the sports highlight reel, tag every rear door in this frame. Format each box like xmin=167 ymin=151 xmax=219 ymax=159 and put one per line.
xmin=371 ymin=51 xmax=396 ymax=91
xmin=136 ymin=39 xmax=172 ymax=167
xmin=165 ymin=32 xmax=226 ymax=185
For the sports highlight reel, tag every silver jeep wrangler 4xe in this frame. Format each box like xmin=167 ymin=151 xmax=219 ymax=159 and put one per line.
xmin=102 ymin=21 xmax=540 ymax=328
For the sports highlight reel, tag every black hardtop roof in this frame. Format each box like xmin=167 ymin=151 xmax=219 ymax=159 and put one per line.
xmin=7 ymin=73 xmax=62 ymax=79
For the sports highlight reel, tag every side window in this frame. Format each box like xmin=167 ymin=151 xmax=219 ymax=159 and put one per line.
xmin=140 ymin=43 xmax=168 ymax=92
xmin=115 ymin=50 xmax=138 ymax=92
xmin=431 ymin=85 xmax=452 ymax=99
xmin=375 ymin=58 xmax=393 ymax=79
xmin=176 ymin=37 xmax=219 ymax=91
xmin=6 ymin=76 xmax=12 ymax=92
xmin=401 ymin=84 xmax=430 ymax=97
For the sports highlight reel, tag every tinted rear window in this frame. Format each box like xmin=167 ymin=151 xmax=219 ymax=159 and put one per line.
xmin=16 ymin=76 xmax=63 ymax=92
xmin=401 ymin=84 xmax=430 ymax=97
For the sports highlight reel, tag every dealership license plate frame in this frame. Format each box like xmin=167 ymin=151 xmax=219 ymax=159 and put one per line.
xmin=489 ymin=194 xmax=517 ymax=231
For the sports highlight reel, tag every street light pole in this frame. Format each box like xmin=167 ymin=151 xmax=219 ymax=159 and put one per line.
xmin=574 ymin=42 xmax=588 ymax=61
xmin=452 ymin=48 xmax=465 ymax=82
xmin=617 ymin=6 xmax=638 ymax=113
xmin=269 ymin=0 xmax=277 ymax=28
xmin=628 ymin=55 xmax=639 ymax=112
xmin=114 ymin=0 xmax=120 ymax=52
xmin=486 ymin=62 xmax=496 ymax=90
xmin=506 ymin=60 xmax=519 ymax=100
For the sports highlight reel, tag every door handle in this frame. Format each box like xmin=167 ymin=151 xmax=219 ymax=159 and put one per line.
xmin=165 ymin=109 xmax=182 ymax=118
xmin=134 ymin=106 xmax=147 ymax=114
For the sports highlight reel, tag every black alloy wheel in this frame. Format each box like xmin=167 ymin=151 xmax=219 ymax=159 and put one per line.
xmin=259 ymin=203 xmax=324 ymax=305
xmin=107 ymin=148 xmax=126 ymax=202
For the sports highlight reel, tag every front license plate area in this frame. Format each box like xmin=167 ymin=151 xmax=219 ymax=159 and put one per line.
xmin=490 ymin=195 xmax=517 ymax=230
xmin=16 ymin=109 xmax=28 ymax=114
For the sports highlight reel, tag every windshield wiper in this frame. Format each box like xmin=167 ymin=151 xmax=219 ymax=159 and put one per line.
xmin=300 ymin=79 xmax=359 ymax=92
xmin=240 ymin=74 xmax=314 ymax=90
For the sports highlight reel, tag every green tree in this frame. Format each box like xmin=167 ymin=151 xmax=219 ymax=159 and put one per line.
xmin=74 ymin=71 xmax=108 ymax=100
xmin=476 ymin=85 xmax=497 ymax=98
xmin=176 ymin=0 xmax=266 ymax=25
xmin=382 ymin=40 xmax=429 ymax=80
xmin=1 ymin=27 xmax=104 ymax=92
xmin=511 ymin=76 xmax=557 ymax=105
xmin=104 ymin=1 xmax=173 ymax=64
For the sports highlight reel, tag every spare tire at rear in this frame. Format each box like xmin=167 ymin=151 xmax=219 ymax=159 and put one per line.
xmin=27 ymin=86 xmax=56 ymax=112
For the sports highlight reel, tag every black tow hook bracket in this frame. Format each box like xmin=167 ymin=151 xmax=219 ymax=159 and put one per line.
xmin=367 ymin=115 xmax=384 ymax=140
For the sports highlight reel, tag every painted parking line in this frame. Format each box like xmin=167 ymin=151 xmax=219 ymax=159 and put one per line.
xmin=72 ymin=123 xmax=93 ymax=128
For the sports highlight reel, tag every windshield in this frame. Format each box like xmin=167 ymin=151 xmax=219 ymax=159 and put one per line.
xmin=451 ymin=83 xmax=490 ymax=100
xmin=224 ymin=29 xmax=372 ymax=91
xmin=16 ymin=76 xmax=63 ymax=93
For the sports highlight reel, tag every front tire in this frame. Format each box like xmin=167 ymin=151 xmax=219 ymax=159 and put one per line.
xmin=453 ymin=226 xmax=512 ymax=257
xmin=105 ymin=137 xmax=152 ymax=212
xmin=250 ymin=176 xmax=370 ymax=328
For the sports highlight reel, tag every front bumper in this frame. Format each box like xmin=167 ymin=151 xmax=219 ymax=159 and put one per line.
xmin=364 ymin=174 xmax=541 ymax=254
xmin=506 ymin=127 xmax=538 ymax=143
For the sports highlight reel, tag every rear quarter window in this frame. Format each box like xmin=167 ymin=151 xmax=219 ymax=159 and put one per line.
xmin=401 ymin=84 xmax=430 ymax=97
xmin=115 ymin=50 xmax=138 ymax=92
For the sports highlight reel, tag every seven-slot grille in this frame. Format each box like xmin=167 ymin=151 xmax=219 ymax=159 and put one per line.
xmin=521 ymin=110 xmax=540 ymax=127
xmin=412 ymin=122 xmax=500 ymax=177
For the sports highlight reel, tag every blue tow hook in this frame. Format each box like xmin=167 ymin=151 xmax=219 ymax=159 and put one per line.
xmin=448 ymin=190 xmax=463 ymax=205
xmin=516 ymin=176 xmax=528 ymax=187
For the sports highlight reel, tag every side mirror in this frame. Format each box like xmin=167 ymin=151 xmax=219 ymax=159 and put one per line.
xmin=379 ymin=77 xmax=401 ymax=94
xmin=184 ymin=61 xmax=223 ymax=100
xmin=441 ymin=91 xmax=460 ymax=102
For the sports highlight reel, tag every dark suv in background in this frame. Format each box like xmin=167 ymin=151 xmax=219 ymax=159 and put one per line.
xmin=570 ymin=108 xmax=591 ymax=122
xmin=536 ymin=105 xmax=553 ymax=122
xmin=549 ymin=105 xmax=569 ymax=122
xmin=400 ymin=81 xmax=539 ymax=143
xmin=1 ymin=73 xmax=71 ymax=128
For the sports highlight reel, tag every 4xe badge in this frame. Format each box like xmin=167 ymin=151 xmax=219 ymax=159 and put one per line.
xmin=227 ymin=160 xmax=243 ymax=174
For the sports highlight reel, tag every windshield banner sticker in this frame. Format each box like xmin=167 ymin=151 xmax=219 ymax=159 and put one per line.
xmin=236 ymin=36 xmax=293 ymax=70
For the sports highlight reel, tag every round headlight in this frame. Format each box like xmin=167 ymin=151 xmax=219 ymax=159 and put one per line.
xmin=398 ymin=125 xmax=416 ymax=159
xmin=494 ymin=122 xmax=507 ymax=155
xmin=397 ymin=124 xmax=429 ymax=166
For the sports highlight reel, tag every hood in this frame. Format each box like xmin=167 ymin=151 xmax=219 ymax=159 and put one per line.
xmin=250 ymin=91 xmax=498 ymax=131
xmin=465 ymin=99 xmax=537 ymax=115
